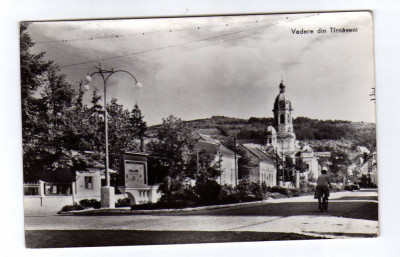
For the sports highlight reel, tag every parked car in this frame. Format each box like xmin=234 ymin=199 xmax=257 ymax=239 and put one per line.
xmin=330 ymin=182 xmax=344 ymax=191
xmin=344 ymin=183 xmax=360 ymax=191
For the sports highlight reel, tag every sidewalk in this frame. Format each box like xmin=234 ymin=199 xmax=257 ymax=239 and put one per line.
xmin=26 ymin=189 xmax=379 ymax=239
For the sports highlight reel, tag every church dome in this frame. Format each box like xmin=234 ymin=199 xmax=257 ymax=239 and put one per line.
xmin=273 ymin=92 xmax=286 ymax=111
xmin=273 ymin=80 xmax=292 ymax=111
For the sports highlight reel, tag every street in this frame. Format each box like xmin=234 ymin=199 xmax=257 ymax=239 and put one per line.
xmin=25 ymin=189 xmax=378 ymax=248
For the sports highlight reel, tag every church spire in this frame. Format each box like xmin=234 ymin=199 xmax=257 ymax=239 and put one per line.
xmin=279 ymin=80 xmax=285 ymax=93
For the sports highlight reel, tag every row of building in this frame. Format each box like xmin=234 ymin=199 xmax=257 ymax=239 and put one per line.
xmin=24 ymin=81 xmax=377 ymax=211
xmin=196 ymin=81 xmax=332 ymax=189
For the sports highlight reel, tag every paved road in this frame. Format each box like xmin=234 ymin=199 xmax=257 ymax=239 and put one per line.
xmin=25 ymin=189 xmax=379 ymax=240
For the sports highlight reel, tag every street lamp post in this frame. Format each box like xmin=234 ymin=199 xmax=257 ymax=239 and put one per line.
xmin=281 ymin=142 xmax=285 ymax=187
xmin=83 ymin=64 xmax=142 ymax=208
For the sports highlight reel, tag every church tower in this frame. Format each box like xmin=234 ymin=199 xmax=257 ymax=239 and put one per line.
xmin=271 ymin=80 xmax=296 ymax=158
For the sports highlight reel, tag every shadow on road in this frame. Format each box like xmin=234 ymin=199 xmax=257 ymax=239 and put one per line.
xmin=170 ymin=196 xmax=378 ymax=221
xmin=25 ymin=230 xmax=326 ymax=248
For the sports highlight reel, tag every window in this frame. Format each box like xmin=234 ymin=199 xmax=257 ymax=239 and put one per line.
xmin=85 ymin=177 xmax=93 ymax=189
xmin=280 ymin=114 xmax=285 ymax=124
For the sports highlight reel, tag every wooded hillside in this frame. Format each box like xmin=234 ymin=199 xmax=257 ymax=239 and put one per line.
xmin=147 ymin=116 xmax=376 ymax=153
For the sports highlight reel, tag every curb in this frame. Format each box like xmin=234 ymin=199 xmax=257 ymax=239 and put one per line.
xmin=63 ymin=190 xmax=355 ymax=216
xmin=64 ymin=192 xmax=324 ymax=216
xmin=64 ymin=199 xmax=271 ymax=215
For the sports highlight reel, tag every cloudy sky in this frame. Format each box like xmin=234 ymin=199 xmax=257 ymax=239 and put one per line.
xmin=28 ymin=11 xmax=375 ymax=125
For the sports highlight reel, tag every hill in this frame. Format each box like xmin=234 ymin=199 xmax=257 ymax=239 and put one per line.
xmin=146 ymin=116 xmax=376 ymax=153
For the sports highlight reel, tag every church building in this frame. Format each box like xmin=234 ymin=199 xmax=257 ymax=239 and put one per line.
xmin=266 ymin=80 xmax=297 ymax=160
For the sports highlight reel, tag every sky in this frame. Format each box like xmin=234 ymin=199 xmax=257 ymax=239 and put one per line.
xmin=27 ymin=11 xmax=376 ymax=125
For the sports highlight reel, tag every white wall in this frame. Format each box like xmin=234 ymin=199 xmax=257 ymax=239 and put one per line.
xmin=75 ymin=170 xmax=102 ymax=198
xmin=304 ymin=156 xmax=319 ymax=181
xmin=260 ymin=161 xmax=276 ymax=187
xmin=219 ymin=155 xmax=237 ymax=186
xmin=24 ymin=196 xmax=74 ymax=216
xmin=24 ymin=194 xmax=129 ymax=216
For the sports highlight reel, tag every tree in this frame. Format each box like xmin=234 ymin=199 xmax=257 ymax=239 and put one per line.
xmin=21 ymin=53 xmax=89 ymax=180
xmin=147 ymin=115 xmax=197 ymax=186
xmin=107 ymin=98 xmax=147 ymax=171
xmin=25 ymin=64 xmax=93 ymax=180
xmin=221 ymin=136 xmax=251 ymax=179
xmin=20 ymin=22 xmax=52 ymax=181
xmin=20 ymin=23 xmax=147 ymax=182
xmin=194 ymin=151 xmax=222 ymax=202
xmin=130 ymin=104 xmax=147 ymax=152
xmin=295 ymin=156 xmax=308 ymax=174
xmin=147 ymin=115 xmax=222 ymax=201
xmin=283 ymin=155 xmax=295 ymax=182
xmin=330 ymin=150 xmax=350 ymax=174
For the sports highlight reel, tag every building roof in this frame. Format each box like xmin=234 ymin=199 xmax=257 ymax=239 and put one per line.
xmin=242 ymin=144 xmax=275 ymax=163
xmin=301 ymin=145 xmax=314 ymax=153
xmin=219 ymin=144 xmax=237 ymax=156
xmin=237 ymin=138 xmax=266 ymax=145
xmin=357 ymin=146 xmax=370 ymax=154
xmin=314 ymin=152 xmax=331 ymax=158
xmin=124 ymin=152 xmax=149 ymax=156
xmin=89 ymin=162 xmax=117 ymax=174
xmin=198 ymin=134 xmax=219 ymax=144
xmin=197 ymin=134 xmax=238 ymax=157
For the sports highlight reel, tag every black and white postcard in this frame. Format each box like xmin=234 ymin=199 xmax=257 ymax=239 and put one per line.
xmin=21 ymin=11 xmax=378 ymax=248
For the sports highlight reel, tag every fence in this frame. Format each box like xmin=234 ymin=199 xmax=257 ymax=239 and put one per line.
xmin=44 ymin=182 xmax=73 ymax=196
xmin=23 ymin=182 xmax=40 ymax=196
xmin=23 ymin=182 xmax=74 ymax=196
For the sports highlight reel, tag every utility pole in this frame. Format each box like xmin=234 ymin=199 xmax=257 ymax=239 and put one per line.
xmin=275 ymin=147 xmax=280 ymax=186
xmin=196 ymin=139 xmax=199 ymax=177
xmin=234 ymin=136 xmax=237 ymax=186
xmin=281 ymin=141 xmax=285 ymax=187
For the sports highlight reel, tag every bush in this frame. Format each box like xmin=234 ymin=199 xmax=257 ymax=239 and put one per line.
xmin=288 ymin=188 xmax=301 ymax=197
xmin=240 ymin=195 xmax=259 ymax=202
xmin=60 ymin=204 xmax=84 ymax=212
xmin=265 ymin=186 xmax=302 ymax=197
xmin=249 ymin=182 xmax=263 ymax=198
xmin=159 ymin=184 xmax=198 ymax=203
xmin=195 ymin=179 xmax=221 ymax=203
xmin=267 ymin=186 xmax=289 ymax=195
xmin=158 ymin=177 xmax=199 ymax=204
xmin=235 ymin=180 xmax=265 ymax=201
xmin=261 ymin=182 xmax=268 ymax=195
xmin=115 ymin=198 xmax=131 ymax=207
xmin=79 ymin=199 xmax=101 ymax=209
xmin=236 ymin=180 xmax=252 ymax=196
xmin=299 ymin=182 xmax=316 ymax=194
xmin=218 ymin=184 xmax=239 ymax=204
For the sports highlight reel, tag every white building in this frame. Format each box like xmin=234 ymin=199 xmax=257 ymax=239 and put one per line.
xmin=240 ymin=144 xmax=277 ymax=187
xmin=197 ymin=134 xmax=240 ymax=186
xmin=298 ymin=145 xmax=319 ymax=181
